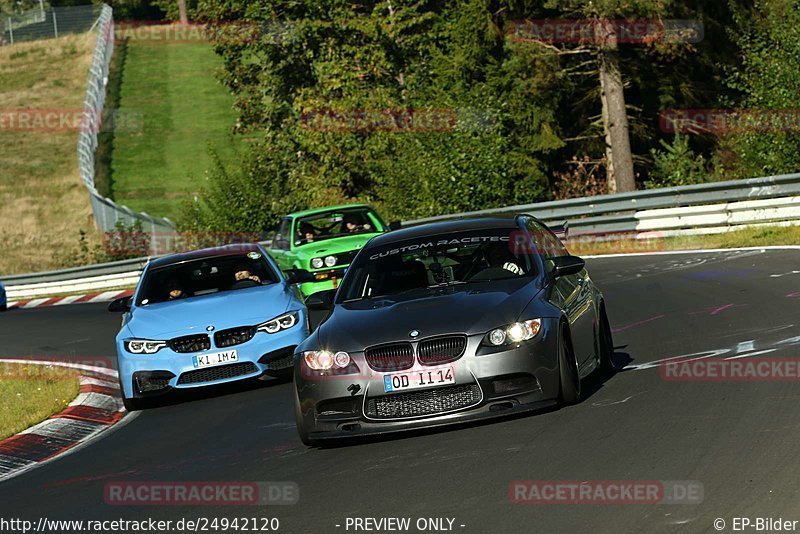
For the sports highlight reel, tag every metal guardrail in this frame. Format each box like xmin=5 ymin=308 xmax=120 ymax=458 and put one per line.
xmin=78 ymin=5 xmax=176 ymax=242
xmin=5 ymin=172 xmax=800 ymax=289
xmin=1 ymin=257 xmax=149 ymax=286
xmin=403 ymin=172 xmax=800 ymax=234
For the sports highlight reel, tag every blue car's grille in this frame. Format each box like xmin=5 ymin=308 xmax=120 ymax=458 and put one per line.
xmin=177 ymin=362 xmax=259 ymax=385
xmin=214 ymin=326 xmax=256 ymax=348
xmin=169 ymin=334 xmax=210 ymax=353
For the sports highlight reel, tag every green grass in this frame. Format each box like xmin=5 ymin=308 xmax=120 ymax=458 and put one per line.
xmin=108 ymin=35 xmax=245 ymax=221
xmin=0 ymin=33 xmax=101 ymax=275
xmin=0 ymin=363 xmax=80 ymax=441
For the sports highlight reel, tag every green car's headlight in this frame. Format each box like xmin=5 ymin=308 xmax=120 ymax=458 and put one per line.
xmin=311 ymin=255 xmax=338 ymax=269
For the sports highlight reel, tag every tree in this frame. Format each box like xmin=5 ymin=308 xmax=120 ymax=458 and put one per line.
xmin=177 ymin=0 xmax=188 ymax=24
xmin=522 ymin=0 xmax=698 ymax=193
xmin=717 ymin=0 xmax=800 ymax=178
xmin=186 ymin=0 xmax=564 ymax=228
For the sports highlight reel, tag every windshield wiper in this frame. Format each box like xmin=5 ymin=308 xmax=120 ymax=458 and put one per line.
xmin=426 ymin=280 xmax=468 ymax=288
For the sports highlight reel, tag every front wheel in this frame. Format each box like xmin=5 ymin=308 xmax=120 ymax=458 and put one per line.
xmin=558 ymin=325 xmax=581 ymax=405
xmin=293 ymin=390 xmax=317 ymax=447
xmin=598 ymin=304 xmax=617 ymax=375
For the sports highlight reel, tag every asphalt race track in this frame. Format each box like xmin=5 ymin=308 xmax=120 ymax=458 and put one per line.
xmin=1 ymin=248 xmax=800 ymax=533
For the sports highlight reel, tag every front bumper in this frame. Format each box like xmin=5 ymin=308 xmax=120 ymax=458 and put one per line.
xmin=298 ymin=267 xmax=347 ymax=296
xmin=117 ymin=323 xmax=310 ymax=399
xmin=294 ymin=318 xmax=562 ymax=441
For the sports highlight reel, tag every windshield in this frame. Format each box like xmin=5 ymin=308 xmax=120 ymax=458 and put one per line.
xmin=135 ymin=252 xmax=279 ymax=306
xmin=338 ymin=229 xmax=539 ymax=302
xmin=294 ymin=207 xmax=383 ymax=246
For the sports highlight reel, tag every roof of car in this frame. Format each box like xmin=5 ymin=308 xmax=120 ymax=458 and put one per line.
xmin=368 ymin=215 xmax=524 ymax=247
xmin=286 ymin=204 xmax=374 ymax=219
xmin=147 ymin=243 xmax=263 ymax=269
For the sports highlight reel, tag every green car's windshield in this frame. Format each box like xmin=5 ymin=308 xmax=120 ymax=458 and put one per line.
xmin=294 ymin=207 xmax=383 ymax=246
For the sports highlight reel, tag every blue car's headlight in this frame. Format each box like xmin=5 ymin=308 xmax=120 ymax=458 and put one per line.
xmin=124 ymin=339 xmax=168 ymax=354
xmin=256 ymin=311 xmax=299 ymax=334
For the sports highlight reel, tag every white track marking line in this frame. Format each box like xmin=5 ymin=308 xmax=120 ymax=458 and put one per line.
xmin=584 ymin=245 xmax=800 ymax=259
xmin=724 ymin=349 xmax=778 ymax=360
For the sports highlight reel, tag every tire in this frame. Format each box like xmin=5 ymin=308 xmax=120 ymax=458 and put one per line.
xmin=293 ymin=390 xmax=317 ymax=447
xmin=598 ymin=304 xmax=616 ymax=375
xmin=118 ymin=373 xmax=148 ymax=411
xmin=558 ymin=324 xmax=581 ymax=405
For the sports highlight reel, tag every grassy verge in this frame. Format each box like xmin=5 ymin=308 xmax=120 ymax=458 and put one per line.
xmin=107 ymin=31 xmax=245 ymax=221
xmin=0 ymin=33 xmax=101 ymax=275
xmin=0 ymin=363 xmax=80 ymax=441
xmin=567 ymin=225 xmax=800 ymax=256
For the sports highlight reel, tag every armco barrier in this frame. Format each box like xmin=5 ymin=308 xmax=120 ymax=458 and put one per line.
xmin=4 ymin=173 xmax=800 ymax=296
xmin=77 ymin=5 xmax=176 ymax=243
xmin=403 ymin=172 xmax=800 ymax=235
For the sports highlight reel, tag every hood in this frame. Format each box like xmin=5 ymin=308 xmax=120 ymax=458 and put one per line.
xmin=294 ymin=234 xmax=379 ymax=258
xmin=318 ymin=279 xmax=544 ymax=351
xmin=127 ymin=283 xmax=293 ymax=338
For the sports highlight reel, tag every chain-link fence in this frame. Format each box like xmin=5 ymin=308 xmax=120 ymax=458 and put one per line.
xmin=1 ymin=4 xmax=101 ymax=45
xmin=77 ymin=4 xmax=176 ymax=247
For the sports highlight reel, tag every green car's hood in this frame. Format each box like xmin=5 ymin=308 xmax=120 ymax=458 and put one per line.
xmin=293 ymin=233 xmax=381 ymax=260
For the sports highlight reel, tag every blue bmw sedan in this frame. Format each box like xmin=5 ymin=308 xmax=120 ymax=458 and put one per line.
xmin=109 ymin=243 xmax=314 ymax=410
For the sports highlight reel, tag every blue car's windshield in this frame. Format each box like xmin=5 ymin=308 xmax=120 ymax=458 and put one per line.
xmin=136 ymin=252 xmax=279 ymax=306
xmin=338 ymin=228 xmax=540 ymax=302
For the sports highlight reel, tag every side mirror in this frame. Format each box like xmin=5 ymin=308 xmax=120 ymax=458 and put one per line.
xmin=388 ymin=220 xmax=402 ymax=231
xmin=551 ymin=255 xmax=585 ymax=278
xmin=285 ymin=268 xmax=315 ymax=285
xmin=108 ymin=296 xmax=132 ymax=313
xmin=306 ymin=290 xmax=335 ymax=311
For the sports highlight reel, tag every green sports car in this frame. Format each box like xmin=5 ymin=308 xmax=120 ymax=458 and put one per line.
xmin=268 ymin=204 xmax=389 ymax=296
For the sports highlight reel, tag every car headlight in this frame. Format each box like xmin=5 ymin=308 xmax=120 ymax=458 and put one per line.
xmin=324 ymin=255 xmax=337 ymax=267
xmin=303 ymin=350 xmax=351 ymax=370
xmin=485 ymin=319 xmax=542 ymax=346
xmin=311 ymin=258 xmax=324 ymax=269
xmin=124 ymin=339 xmax=168 ymax=354
xmin=256 ymin=312 xmax=299 ymax=334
